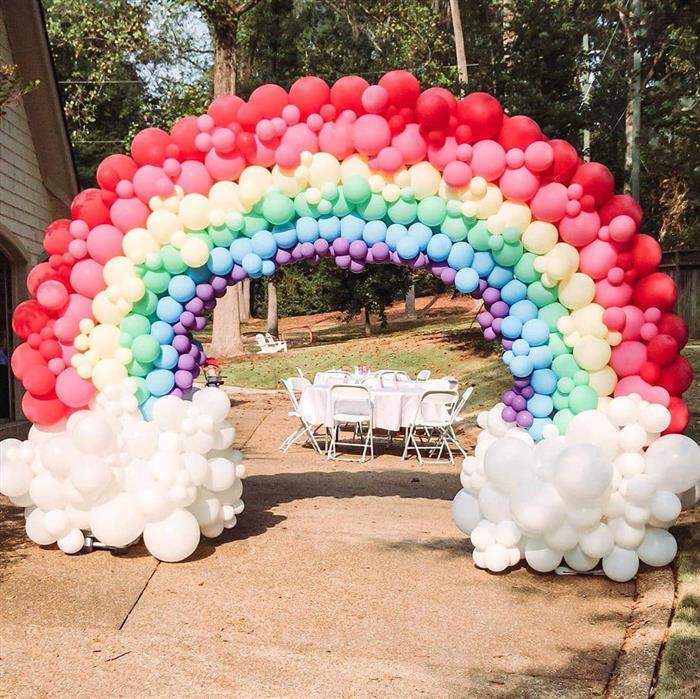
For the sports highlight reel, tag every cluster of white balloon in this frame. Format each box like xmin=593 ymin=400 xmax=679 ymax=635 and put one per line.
xmin=452 ymin=396 xmax=700 ymax=582
xmin=0 ymin=383 xmax=244 ymax=562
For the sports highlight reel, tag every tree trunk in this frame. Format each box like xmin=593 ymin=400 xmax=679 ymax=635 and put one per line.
xmin=213 ymin=25 xmax=237 ymax=94
xmin=364 ymin=307 xmax=372 ymax=336
xmin=624 ymin=0 xmax=642 ymax=200
xmin=405 ymin=284 xmax=416 ymax=320
xmin=449 ymin=0 xmax=468 ymax=86
xmin=581 ymin=32 xmax=591 ymax=162
xmin=240 ymin=278 xmax=251 ymax=321
xmin=267 ymin=280 xmax=278 ymax=336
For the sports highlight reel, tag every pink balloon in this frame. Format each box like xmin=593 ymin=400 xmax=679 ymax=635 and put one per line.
xmin=109 ymin=197 xmax=150 ymax=233
xmin=558 ymin=210 xmax=601 ymax=247
xmin=36 ymin=280 xmax=68 ymax=311
xmin=499 ymin=166 xmax=540 ymax=201
xmin=371 ymin=146 xmax=404 ymax=172
xmin=281 ymin=123 xmax=318 ymax=153
xmin=391 ymin=123 xmax=427 ymax=164
xmin=133 ymin=165 xmax=167 ymax=202
xmin=60 ymin=343 xmax=77 ymax=365
xmin=595 ymin=278 xmax=633 ymax=307
xmin=63 ymin=293 xmax=93 ymax=321
xmin=427 ymin=136 xmax=457 ymax=170
xmin=608 ymin=214 xmax=637 ymax=242
xmin=69 ymin=259 xmax=105 ymax=299
xmin=524 ymin=141 xmax=554 ymax=172
xmin=248 ymin=135 xmax=277 ymax=168
xmin=353 ymin=114 xmax=391 ymax=156
xmin=621 ymin=305 xmax=644 ymax=340
xmin=579 ymin=239 xmax=617 ymax=280
xmin=205 ymin=149 xmax=246 ymax=181
xmin=361 ymin=85 xmax=389 ymax=113
xmin=68 ymin=238 xmax=88 ymax=259
xmin=603 ymin=306 xmax=626 ymax=332
xmin=55 ymin=367 xmax=95 ymax=408
xmin=86 ymin=224 xmax=123 ymax=264
xmin=610 ymin=340 xmax=647 ymax=377
xmin=318 ymin=122 xmax=354 ymax=160
xmin=176 ymin=160 xmax=213 ymax=194
xmin=53 ymin=316 xmax=80 ymax=343
xmin=47 ymin=358 xmax=65 ymax=375
xmin=470 ymin=140 xmax=506 ymax=181
xmin=530 ymin=182 xmax=568 ymax=222
xmin=614 ymin=375 xmax=670 ymax=406
xmin=443 ymin=160 xmax=473 ymax=188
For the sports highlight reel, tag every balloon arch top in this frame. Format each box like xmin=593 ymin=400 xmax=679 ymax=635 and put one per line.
xmin=2 ymin=71 xmax=698 ymax=573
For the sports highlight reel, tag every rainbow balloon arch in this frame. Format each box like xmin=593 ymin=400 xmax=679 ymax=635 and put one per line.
xmin=1 ymin=71 xmax=698 ymax=578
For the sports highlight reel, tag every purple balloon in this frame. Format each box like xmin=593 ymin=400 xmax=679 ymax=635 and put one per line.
xmin=275 ymin=249 xmax=292 ymax=265
xmin=503 ymin=390 xmax=516 ymax=405
xmin=389 ymin=251 xmax=402 ymax=265
xmin=178 ymin=354 xmax=196 ymax=371
xmin=440 ymin=268 xmax=457 ymax=285
xmin=196 ymin=283 xmax=214 ymax=301
xmin=180 ymin=311 xmax=196 ymax=328
xmin=173 ymin=335 xmax=191 ymax=354
xmin=349 ymin=240 xmax=368 ymax=260
xmin=203 ymin=298 xmax=216 ymax=311
xmin=335 ymin=254 xmax=351 ymax=269
xmin=300 ymin=242 xmax=315 ymax=259
xmin=366 ymin=250 xmax=374 ymax=263
xmin=492 ymin=317 xmax=503 ymax=333
xmin=291 ymin=243 xmax=304 ymax=260
xmin=516 ymin=410 xmax=534 ymax=428
xmin=521 ymin=385 xmax=535 ymax=400
xmin=349 ymin=260 xmax=365 ymax=274
xmin=477 ymin=311 xmax=493 ymax=328
xmin=193 ymin=365 xmax=201 ymax=379
xmin=170 ymin=387 xmax=184 ymax=398
xmin=490 ymin=301 xmax=509 ymax=318
xmin=314 ymin=238 xmax=330 ymax=255
xmin=483 ymin=327 xmax=497 ymax=341
xmin=211 ymin=276 xmax=228 ymax=293
xmin=430 ymin=263 xmax=447 ymax=276
xmin=194 ymin=316 xmax=206 ymax=331
xmin=514 ymin=378 xmax=530 ymax=389
xmin=482 ymin=287 xmax=500 ymax=305
xmin=189 ymin=346 xmax=201 ymax=361
xmin=502 ymin=405 xmax=517 ymax=422
xmin=230 ymin=265 xmax=247 ymax=283
xmin=501 ymin=339 xmax=513 ymax=350
xmin=185 ymin=297 xmax=204 ymax=314
xmin=175 ymin=370 xmax=194 ymax=390
xmin=372 ymin=242 xmax=390 ymax=262
xmin=472 ymin=279 xmax=488 ymax=300
xmin=511 ymin=395 xmax=526 ymax=412
xmin=172 ymin=322 xmax=187 ymax=335
xmin=333 ymin=238 xmax=350 ymax=255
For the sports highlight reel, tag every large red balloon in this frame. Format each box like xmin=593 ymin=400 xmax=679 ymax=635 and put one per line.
xmin=22 ymin=364 xmax=56 ymax=397
xmin=571 ymin=162 xmax=615 ymax=207
xmin=289 ymin=76 xmax=330 ymax=118
xmin=497 ymin=115 xmax=544 ymax=150
xmin=657 ymin=313 xmax=689 ymax=349
xmin=71 ymin=189 xmax=113 ymax=228
xmin=542 ymin=139 xmax=580 ymax=184
xmin=27 ymin=262 xmax=67 ymax=297
xmin=630 ymin=234 xmax=661 ymax=277
xmin=43 ymin=219 xmax=72 ymax=255
xmin=130 ymin=127 xmax=172 ymax=166
xmin=96 ymin=154 xmax=138 ymax=191
xmin=378 ymin=70 xmax=421 ymax=109
xmin=249 ymin=83 xmax=289 ymax=119
xmin=207 ymin=95 xmax=244 ymax=127
xmin=12 ymin=300 xmax=50 ymax=340
xmin=646 ymin=334 xmax=678 ymax=366
xmin=330 ymin=75 xmax=369 ymax=115
xmin=657 ymin=355 xmax=693 ymax=395
xmin=415 ymin=91 xmax=451 ymax=130
xmin=665 ymin=396 xmax=690 ymax=434
xmin=599 ymin=193 xmax=643 ymax=226
xmin=10 ymin=343 xmax=45 ymax=380
xmin=457 ymin=92 xmax=503 ymax=141
xmin=633 ymin=272 xmax=677 ymax=311
xmin=171 ymin=116 xmax=205 ymax=161
xmin=21 ymin=391 xmax=68 ymax=426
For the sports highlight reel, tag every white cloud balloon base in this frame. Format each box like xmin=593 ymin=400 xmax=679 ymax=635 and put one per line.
xmin=453 ymin=397 xmax=700 ymax=582
xmin=0 ymin=382 xmax=245 ymax=562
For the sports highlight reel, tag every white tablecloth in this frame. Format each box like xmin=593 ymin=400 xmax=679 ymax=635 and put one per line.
xmin=299 ymin=381 xmax=450 ymax=432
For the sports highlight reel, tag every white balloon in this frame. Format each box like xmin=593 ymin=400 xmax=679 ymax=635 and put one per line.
xmin=25 ymin=507 xmax=56 ymax=545
xmin=192 ymin=387 xmax=231 ymax=423
xmin=566 ymin=411 xmax=619 ymax=459
xmin=478 ymin=484 xmax=511 ymax=522
xmin=201 ymin=520 xmax=225 ymax=538
xmin=579 ymin=523 xmax=614 ymax=559
xmin=143 ymin=509 xmax=200 ymax=562
xmin=564 ymin=546 xmax=599 ymax=572
xmin=637 ymin=528 xmax=677 ymax=567
xmin=29 ymin=473 xmax=67 ymax=511
xmin=43 ymin=509 xmax=72 ymax=539
xmin=524 ymin=538 xmax=562 ymax=572
xmin=57 ymin=528 xmax=85 ymax=554
xmin=484 ymin=543 xmax=511 ymax=572
xmin=0 ymin=452 xmax=33 ymax=497
xmin=452 ymin=489 xmax=481 ymax=534
xmin=70 ymin=455 xmax=112 ymax=496
xmin=90 ymin=494 xmax=144 ymax=547
xmin=554 ymin=444 xmax=612 ymax=503
xmin=211 ymin=421 xmax=236 ymax=450
xmin=71 ymin=414 xmax=115 ymax=454
xmin=606 ymin=396 xmax=638 ymax=427
xmin=602 ymin=546 xmax=639 ymax=582
xmin=484 ymin=437 xmax=536 ymax=494
xmin=204 ymin=458 xmax=237 ymax=493
xmin=544 ymin=521 xmax=579 ymax=552
xmin=136 ymin=484 xmax=174 ymax=522
xmin=471 ymin=521 xmax=496 ymax=550
xmin=645 ymin=434 xmax=700 ymax=494
xmin=649 ymin=490 xmax=681 ymax=523
xmin=511 ymin=479 xmax=565 ymax=535
xmin=638 ymin=404 xmax=670 ymax=434
xmin=609 ymin=517 xmax=645 ymax=549
xmin=495 ymin=519 xmax=521 ymax=547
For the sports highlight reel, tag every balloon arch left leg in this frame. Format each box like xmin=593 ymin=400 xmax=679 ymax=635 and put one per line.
xmin=2 ymin=72 xmax=697 ymax=578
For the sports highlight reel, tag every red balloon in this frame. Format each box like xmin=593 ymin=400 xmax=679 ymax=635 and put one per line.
xmin=289 ymin=76 xmax=331 ymax=118
xmin=207 ymin=95 xmax=244 ymax=126
xmin=640 ymin=361 xmax=661 ymax=384
xmin=43 ymin=219 xmax=73 ymax=256
xmin=71 ymin=188 xmax=113 ymax=228
xmin=21 ymin=391 xmax=68 ymax=426
xmin=657 ymin=355 xmax=693 ymax=396
xmin=39 ymin=339 xmax=61 ymax=360
xmin=599 ymin=193 xmax=643 ymax=227
xmin=415 ymin=91 xmax=451 ymax=130
xmin=22 ymin=364 xmax=55 ymax=397
xmin=633 ymin=272 xmax=677 ymax=311
xmin=571 ymin=162 xmax=615 ymax=207
xmin=420 ymin=87 xmax=457 ymax=114
xmin=12 ymin=300 xmax=50 ymax=340
xmin=171 ymin=116 xmax=205 ymax=161
xmin=96 ymin=154 xmax=138 ymax=191
xmin=664 ymin=397 xmax=690 ymax=434
xmin=657 ymin=313 xmax=689 ymax=349
xmin=27 ymin=262 xmax=66 ymax=297
xmin=630 ymin=234 xmax=661 ymax=277
xmin=378 ymin=70 xmax=421 ymax=109
xmin=456 ymin=92 xmax=503 ymax=141
xmin=541 ymin=139 xmax=580 ymax=184
xmin=497 ymin=115 xmax=544 ymax=151
xmin=10 ymin=343 xmax=45 ymax=380
xmin=249 ymin=83 xmax=289 ymax=118
xmin=646 ymin=334 xmax=679 ymax=366
xmin=330 ymin=75 xmax=369 ymax=115
xmin=130 ymin=127 xmax=172 ymax=166
xmin=236 ymin=102 xmax=262 ymax=132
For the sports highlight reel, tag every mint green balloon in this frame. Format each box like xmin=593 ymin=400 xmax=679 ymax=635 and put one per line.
xmin=127 ymin=357 xmax=151 ymax=377
xmin=502 ymin=226 xmax=521 ymax=244
xmin=119 ymin=332 xmax=133 ymax=348
xmin=143 ymin=269 xmax=170 ymax=294
xmin=387 ymin=198 xmax=417 ymax=225
xmin=553 ymin=408 xmax=574 ymax=434
xmin=317 ymin=199 xmax=333 ymax=215
xmin=321 ymin=182 xmax=338 ymax=201
xmin=557 ymin=376 xmax=575 ymax=394
xmin=569 ymin=385 xmax=598 ymax=413
xmin=161 ymin=245 xmax=187 ymax=274
xmin=528 ymin=281 xmax=558 ymax=307
xmin=467 ymin=220 xmax=491 ymax=251
xmin=548 ymin=333 xmax=570 ymax=357
xmin=144 ymin=253 xmax=162 ymax=271
xmin=553 ymin=354 xmax=579 ymax=379
xmin=133 ymin=377 xmax=150 ymax=405
xmin=493 ymin=241 xmax=523 ymax=267
xmin=132 ymin=289 xmax=158 ymax=316
xmin=242 ymin=212 xmax=269 ymax=237
xmin=538 ymin=301 xmax=568 ymax=329
xmin=294 ymin=193 xmax=320 ymax=218
xmin=440 ymin=215 xmax=468 ymax=242
xmin=514 ymin=253 xmax=540 ymax=284
xmin=417 ymin=196 xmax=446 ymax=226
xmin=131 ymin=334 xmax=160 ymax=364
xmin=573 ymin=370 xmax=589 ymax=386
xmin=262 ymin=192 xmax=294 ymax=225
xmin=552 ymin=390 xmax=569 ymax=411
xmin=357 ymin=193 xmax=387 ymax=220
xmin=120 ymin=314 xmax=151 ymax=339
xmin=209 ymin=225 xmax=235 ymax=248
xmin=343 ymin=175 xmax=371 ymax=205
xmin=189 ymin=231 xmax=213 ymax=250
xmin=332 ymin=190 xmax=351 ymax=217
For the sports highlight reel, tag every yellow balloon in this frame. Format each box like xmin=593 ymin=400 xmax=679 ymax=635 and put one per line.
xmin=522 ymin=221 xmax=558 ymax=255
xmin=119 ymin=276 xmax=146 ymax=303
xmin=123 ymin=228 xmax=159 ymax=263
xmin=495 ymin=200 xmax=531 ymax=232
xmin=238 ymin=166 xmax=272 ymax=206
xmin=179 ymin=194 xmax=210 ymax=231
xmin=209 ymin=181 xmax=241 ymax=212
xmin=92 ymin=358 xmax=128 ymax=391
xmin=309 ymin=152 xmax=341 ymax=188
xmin=92 ymin=291 xmax=125 ymax=325
xmin=588 ymin=366 xmax=618 ymax=396
xmin=88 ymin=324 xmax=120 ymax=358
xmin=181 ymin=237 xmax=209 ymax=268
xmin=572 ymin=334 xmax=612 ymax=371
xmin=558 ymin=273 xmax=595 ymax=310
xmin=340 ymin=154 xmax=371 ymax=182
xmin=147 ymin=209 xmax=181 ymax=243
xmin=408 ymin=161 xmax=441 ymax=200
xmin=272 ymin=165 xmax=305 ymax=198
xmin=104 ymin=257 xmax=135 ymax=285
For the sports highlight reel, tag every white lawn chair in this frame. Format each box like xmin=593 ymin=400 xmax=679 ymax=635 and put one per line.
xmin=402 ymin=389 xmax=459 ymax=464
xmin=442 ymin=375 xmax=460 ymax=391
xmin=327 ymin=384 xmax=374 ymax=462
xmin=416 ymin=369 xmax=431 ymax=381
xmin=296 ymin=367 xmax=305 ymax=378
xmin=445 ymin=385 xmax=474 ymax=458
xmin=376 ymin=370 xmax=410 ymax=385
xmin=323 ymin=369 xmax=354 ymax=384
xmin=256 ymin=333 xmax=287 ymax=354
xmin=279 ymin=377 xmax=324 ymax=454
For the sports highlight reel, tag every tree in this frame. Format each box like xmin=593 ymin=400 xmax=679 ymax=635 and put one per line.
xmin=449 ymin=0 xmax=468 ymax=85
xmin=266 ymin=279 xmax=278 ymax=336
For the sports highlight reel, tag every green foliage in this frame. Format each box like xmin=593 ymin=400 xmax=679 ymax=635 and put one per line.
xmin=0 ymin=63 xmax=39 ymax=119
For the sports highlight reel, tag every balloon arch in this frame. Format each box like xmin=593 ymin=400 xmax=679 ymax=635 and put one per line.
xmin=1 ymin=72 xmax=698 ymax=580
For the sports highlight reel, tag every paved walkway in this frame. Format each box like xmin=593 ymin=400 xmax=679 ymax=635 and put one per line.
xmin=0 ymin=393 xmax=652 ymax=697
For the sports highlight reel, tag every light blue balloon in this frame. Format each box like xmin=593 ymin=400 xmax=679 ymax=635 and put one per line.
xmin=188 ymin=265 xmax=211 ymax=283
xmin=501 ymin=279 xmax=528 ymax=305
xmin=318 ymin=215 xmax=341 ymax=241
xmin=261 ymin=259 xmax=276 ymax=276
xmin=272 ymin=222 xmax=297 ymax=249
xmin=528 ymin=417 xmax=552 ymax=441
xmin=385 ymin=223 xmax=407 ymax=251
xmin=501 ymin=316 xmax=523 ymax=339
xmin=146 ymin=368 xmax=175 ymax=397
xmin=512 ymin=338 xmax=530 ymax=356
xmin=154 ymin=345 xmax=178 ymax=370
xmin=296 ymin=216 xmax=319 ymax=243
xmin=251 ymin=230 xmax=277 ymax=259
xmin=527 ymin=394 xmax=554 ymax=418
xmin=502 ymin=350 xmax=513 ymax=365
xmin=529 ymin=345 xmax=554 ymax=370
xmin=472 ymin=251 xmax=495 ymax=278
xmin=455 ymin=267 xmax=480 ymax=293
xmin=510 ymin=299 xmax=538 ymax=323
xmin=426 ymin=233 xmax=452 ymax=261
xmin=510 ymin=354 xmax=533 ymax=378
xmin=531 ymin=368 xmax=557 ymax=395
xmin=156 ymin=297 xmax=183 ymax=324
xmin=340 ymin=213 xmax=364 ymax=240
xmin=521 ymin=318 xmax=550 ymax=347
xmin=150 ymin=320 xmax=174 ymax=345
xmin=447 ymin=242 xmax=474 ymax=270
xmin=141 ymin=396 xmax=158 ymax=420
xmin=362 ymin=220 xmax=386 ymax=245
xmin=207 ymin=247 xmax=233 ymax=276
xmin=241 ymin=253 xmax=263 ymax=276
xmin=487 ymin=265 xmax=513 ymax=289
xmin=408 ymin=222 xmax=433 ymax=252
xmin=168 ymin=275 xmax=196 ymax=303
xmin=230 ymin=237 xmax=253 ymax=264
xmin=396 ymin=236 xmax=420 ymax=260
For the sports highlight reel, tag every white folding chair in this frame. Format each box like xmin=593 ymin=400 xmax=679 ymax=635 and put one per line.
xmin=323 ymin=369 xmax=354 ymax=384
xmin=416 ymin=369 xmax=431 ymax=381
xmin=442 ymin=375 xmax=460 ymax=391
xmin=327 ymin=384 xmax=374 ymax=462
xmin=376 ymin=370 xmax=410 ymax=386
xmin=296 ymin=367 xmax=305 ymax=378
xmin=445 ymin=385 xmax=474 ymax=458
xmin=279 ymin=377 xmax=324 ymax=454
xmin=266 ymin=332 xmax=288 ymax=352
xmin=402 ymin=389 xmax=459 ymax=464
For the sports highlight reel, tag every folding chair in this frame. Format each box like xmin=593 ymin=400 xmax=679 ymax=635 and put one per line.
xmin=402 ymin=389 xmax=459 ymax=464
xmin=279 ymin=377 xmax=324 ymax=454
xmin=445 ymin=385 xmax=474 ymax=458
xmin=327 ymin=384 xmax=374 ymax=462
xmin=416 ymin=369 xmax=431 ymax=381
